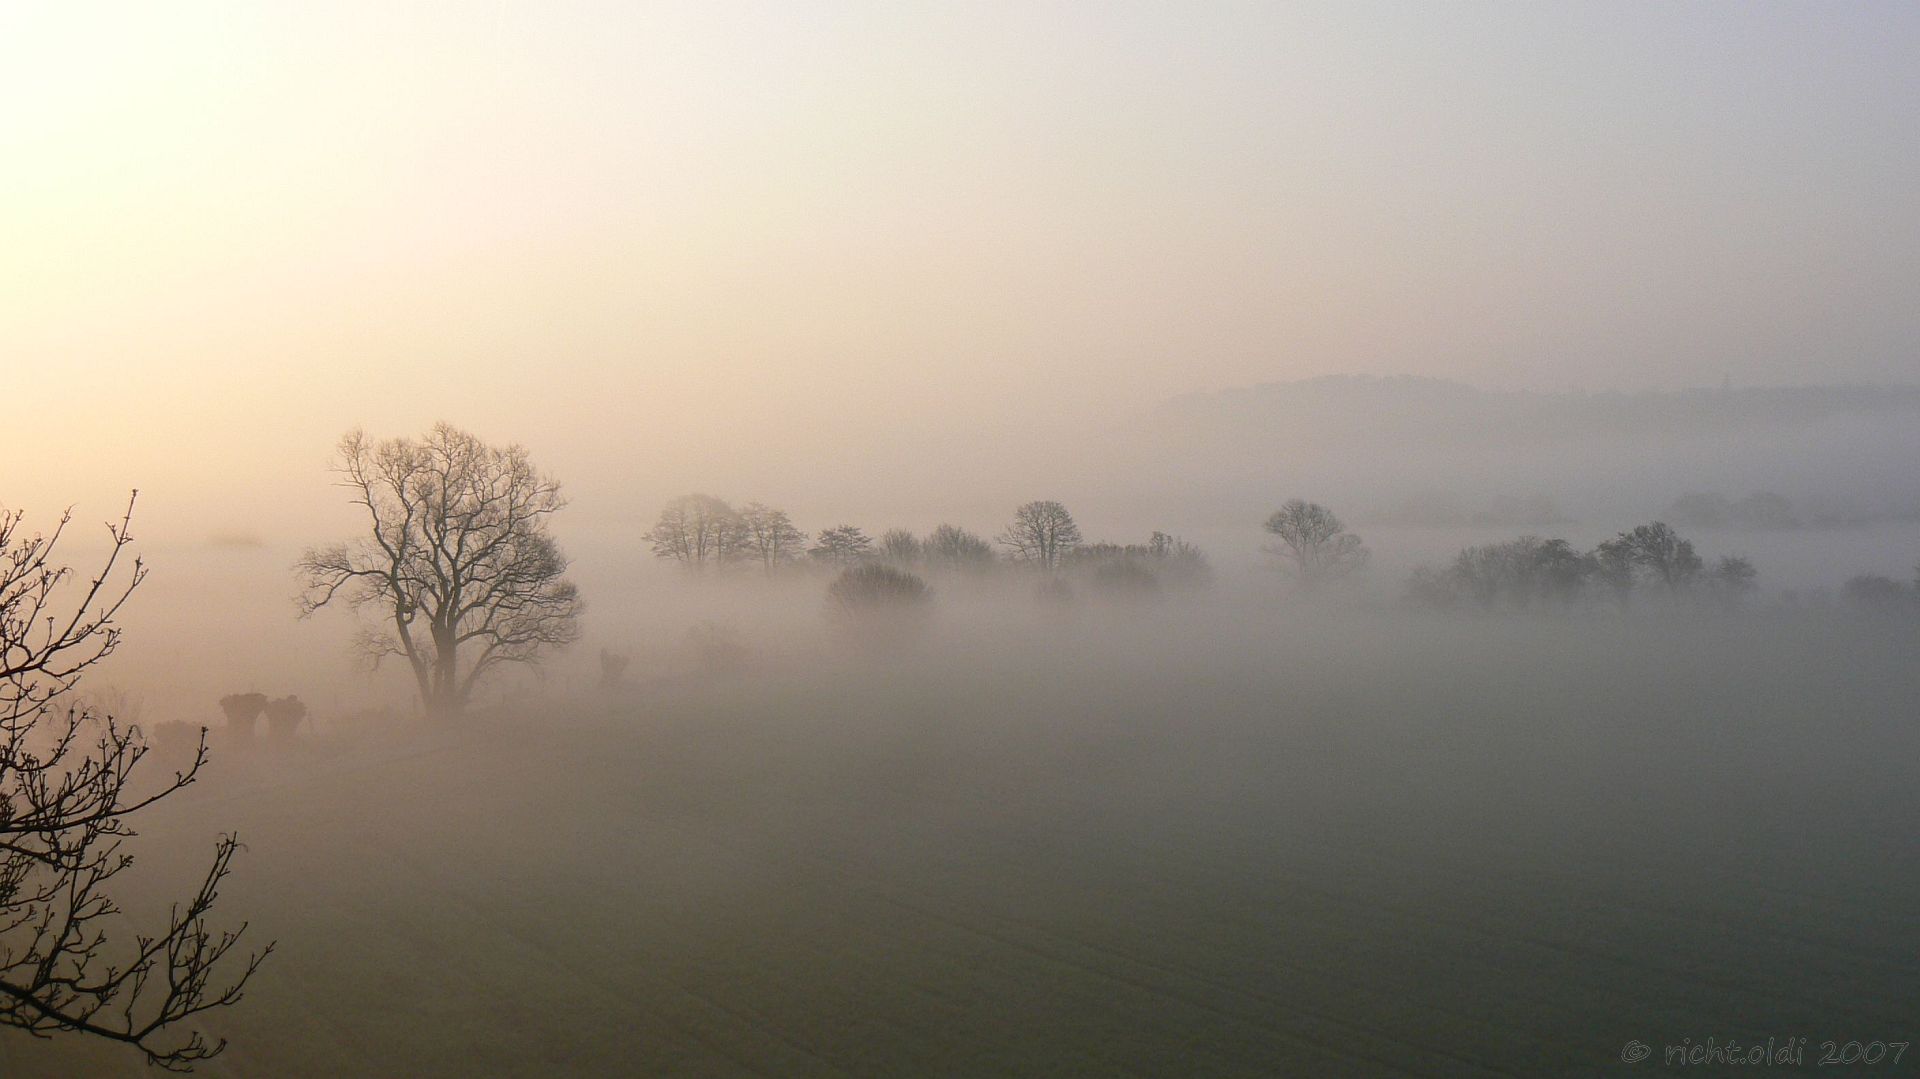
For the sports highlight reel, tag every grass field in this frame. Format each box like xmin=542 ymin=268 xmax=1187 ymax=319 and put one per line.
xmin=4 ymin=609 xmax=1915 ymax=1077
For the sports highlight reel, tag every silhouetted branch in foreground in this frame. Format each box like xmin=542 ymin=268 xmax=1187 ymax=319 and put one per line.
xmin=1 ymin=493 xmax=271 ymax=1070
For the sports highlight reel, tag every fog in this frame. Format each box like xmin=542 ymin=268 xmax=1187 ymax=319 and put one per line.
xmin=6 ymin=563 xmax=1917 ymax=1075
xmin=6 ymin=3 xmax=1920 ymax=1076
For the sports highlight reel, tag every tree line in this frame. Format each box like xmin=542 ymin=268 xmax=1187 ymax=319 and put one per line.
xmin=1405 ymin=522 xmax=1759 ymax=611
xmin=638 ymin=492 xmax=1206 ymax=582
xmin=290 ymin=424 xmax=1920 ymax=726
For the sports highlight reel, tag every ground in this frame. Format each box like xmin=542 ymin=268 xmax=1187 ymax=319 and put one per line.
xmin=3 ymin=611 xmax=1914 ymax=1077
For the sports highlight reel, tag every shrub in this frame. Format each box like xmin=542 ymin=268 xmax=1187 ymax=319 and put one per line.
xmin=826 ymin=563 xmax=931 ymax=614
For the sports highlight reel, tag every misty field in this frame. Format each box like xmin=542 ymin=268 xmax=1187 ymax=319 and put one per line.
xmin=4 ymin=606 xmax=1913 ymax=1078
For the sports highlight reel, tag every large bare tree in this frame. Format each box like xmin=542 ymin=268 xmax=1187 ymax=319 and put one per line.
xmin=998 ymin=501 xmax=1081 ymax=572
xmin=1262 ymin=499 xmax=1368 ymax=587
xmin=2 ymin=494 xmax=270 ymax=1070
xmin=298 ymin=425 xmax=583 ymax=720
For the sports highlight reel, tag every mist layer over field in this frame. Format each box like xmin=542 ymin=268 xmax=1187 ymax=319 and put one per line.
xmin=3 ymin=584 xmax=1914 ymax=1077
xmin=8 ymin=2 xmax=1920 ymax=1073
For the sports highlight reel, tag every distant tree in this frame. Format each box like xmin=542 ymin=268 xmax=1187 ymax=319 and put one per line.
xmin=1145 ymin=531 xmax=1186 ymax=558
xmin=1065 ymin=533 xmax=1208 ymax=593
xmin=598 ymin=649 xmax=631 ymax=690
xmin=736 ymin=502 xmax=807 ymax=572
xmin=1446 ymin=538 xmax=1570 ymax=608
xmin=1145 ymin=531 xmax=1212 ymax=588
xmin=878 ymin=528 xmax=924 ymax=568
xmin=1608 ymin=521 xmax=1702 ymax=595
xmin=1090 ymin=558 xmax=1159 ymax=598
xmin=1410 ymin=535 xmax=1594 ymax=611
xmin=810 ymin=525 xmax=873 ymax=567
xmin=1066 ymin=541 xmax=1127 ymax=566
xmin=1447 ymin=543 xmax=1509 ymax=608
xmin=2 ymin=494 xmax=270 ymax=1068
xmin=1262 ymin=500 xmax=1368 ymax=586
xmin=1531 ymin=538 xmax=1591 ymax=605
xmin=1404 ymin=563 xmax=1462 ymax=610
xmin=1842 ymin=574 xmax=1911 ymax=613
xmin=297 ymin=425 xmax=583 ymax=720
xmin=825 ymin=563 xmax=931 ymax=614
xmin=1067 ymin=542 xmax=1150 ymax=595
xmin=998 ymin=500 xmax=1082 ymax=571
xmin=825 ymin=564 xmax=933 ymax=647
xmin=1591 ymin=536 xmax=1637 ymax=606
xmin=644 ymin=494 xmax=746 ymax=571
xmin=924 ymin=524 xmax=996 ymax=572
xmin=1706 ymin=555 xmax=1759 ymax=608
xmin=218 ymin=691 xmax=269 ymax=738
xmin=262 ymin=695 xmax=307 ymax=741
xmin=1418 ymin=528 xmax=1748 ymax=614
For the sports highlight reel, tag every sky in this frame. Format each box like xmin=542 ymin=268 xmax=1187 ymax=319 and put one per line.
xmin=4 ymin=1 xmax=1919 ymax=540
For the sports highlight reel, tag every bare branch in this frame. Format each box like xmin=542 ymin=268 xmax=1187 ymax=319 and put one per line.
xmin=1 ymin=497 xmax=270 ymax=1069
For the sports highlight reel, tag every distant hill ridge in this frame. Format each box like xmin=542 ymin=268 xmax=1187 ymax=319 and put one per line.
xmin=1151 ymin=375 xmax=1920 ymax=442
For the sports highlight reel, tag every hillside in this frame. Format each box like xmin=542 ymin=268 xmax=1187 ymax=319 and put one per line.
xmin=1149 ymin=376 xmax=1920 ymax=445
xmin=1093 ymin=376 xmax=1920 ymax=529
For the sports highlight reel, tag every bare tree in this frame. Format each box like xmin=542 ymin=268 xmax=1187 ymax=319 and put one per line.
xmin=1148 ymin=532 xmax=1213 ymax=589
xmin=878 ymin=528 xmax=923 ymax=568
xmin=2 ymin=494 xmax=270 ymax=1070
xmin=998 ymin=501 xmax=1081 ymax=572
xmin=1707 ymin=555 xmax=1759 ymax=608
xmin=1262 ymin=500 xmax=1368 ymax=586
xmin=1608 ymin=521 xmax=1702 ymax=596
xmin=1411 ymin=535 xmax=1590 ymax=610
xmin=1591 ymin=536 xmax=1637 ymax=606
xmin=1068 ymin=531 xmax=1211 ymax=590
xmin=925 ymin=524 xmax=995 ymax=573
xmin=735 ymin=502 xmax=807 ymax=573
xmin=297 ymin=425 xmax=583 ymax=720
xmin=643 ymin=494 xmax=747 ymax=571
xmin=809 ymin=525 xmax=872 ymax=568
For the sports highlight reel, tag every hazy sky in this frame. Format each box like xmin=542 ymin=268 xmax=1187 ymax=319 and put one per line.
xmin=4 ymin=1 xmax=1918 ymax=535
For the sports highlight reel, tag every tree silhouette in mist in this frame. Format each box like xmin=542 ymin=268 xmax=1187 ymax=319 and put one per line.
xmin=297 ymin=424 xmax=582 ymax=720
xmin=998 ymin=501 xmax=1081 ymax=572
xmin=810 ymin=525 xmax=873 ymax=568
xmin=645 ymin=494 xmax=748 ymax=571
xmin=1262 ymin=499 xmax=1368 ymax=587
